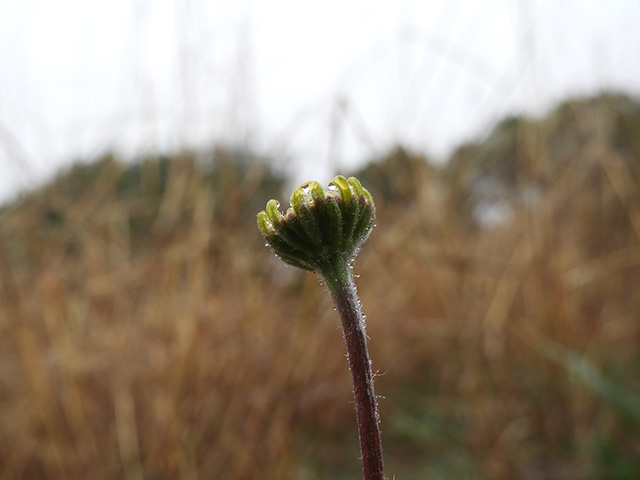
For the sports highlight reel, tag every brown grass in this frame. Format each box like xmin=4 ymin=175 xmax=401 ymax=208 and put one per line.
xmin=1 ymin=93 xmax=639 ymax=479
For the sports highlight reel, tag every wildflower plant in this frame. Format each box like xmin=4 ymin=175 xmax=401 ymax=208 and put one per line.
xmin=257 ymin=176 xmax=386 ymax=480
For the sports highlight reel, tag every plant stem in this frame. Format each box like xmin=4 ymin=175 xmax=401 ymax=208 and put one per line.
xmin=318 ymin=254 xmax=386 ymax=480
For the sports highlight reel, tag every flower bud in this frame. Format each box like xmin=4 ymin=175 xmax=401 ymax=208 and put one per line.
xmin=257 ymin=175 xmax=376 ymax=272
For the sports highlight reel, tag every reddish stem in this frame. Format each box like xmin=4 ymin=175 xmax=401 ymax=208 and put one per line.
xmin=320 ymin=255 xmax=385 ymax=480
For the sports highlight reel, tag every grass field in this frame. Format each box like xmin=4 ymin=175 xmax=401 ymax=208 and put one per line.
xmin=1 ymin=92 xmax=639 ymax=479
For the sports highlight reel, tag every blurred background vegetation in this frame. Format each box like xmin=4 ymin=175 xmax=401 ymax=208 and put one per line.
xmin=1 ymin=91 xmax=639 ymax=479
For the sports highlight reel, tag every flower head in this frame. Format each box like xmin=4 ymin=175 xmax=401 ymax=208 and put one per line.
xmin=257 ymin=175 xmax=376 ymax=272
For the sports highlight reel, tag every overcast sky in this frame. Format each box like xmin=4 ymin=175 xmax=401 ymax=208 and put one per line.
xmin=1 ymin=0 xmax=639 ymax=201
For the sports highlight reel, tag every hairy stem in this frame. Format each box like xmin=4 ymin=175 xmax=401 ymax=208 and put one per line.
xmin=319 ymin=254 xmax=385 ymax=480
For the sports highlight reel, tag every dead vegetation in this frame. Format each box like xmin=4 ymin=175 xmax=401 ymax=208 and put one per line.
xmin=1 ymin=92 xmax=639 ymax=479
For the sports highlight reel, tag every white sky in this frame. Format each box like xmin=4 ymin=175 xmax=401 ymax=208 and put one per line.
xmin=1 ymin=0 xmax=639 ymax=202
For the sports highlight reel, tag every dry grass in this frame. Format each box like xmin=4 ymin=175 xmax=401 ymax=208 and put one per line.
xmin=1 ymin=93 xmax=639 ymax=479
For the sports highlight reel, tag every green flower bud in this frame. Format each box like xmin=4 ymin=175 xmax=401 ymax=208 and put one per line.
xmin=257 ymin=175 xmax=376 ymax=272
